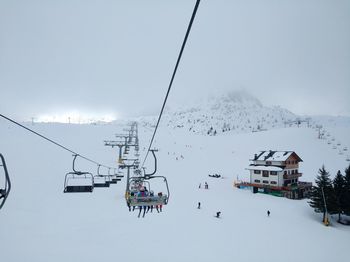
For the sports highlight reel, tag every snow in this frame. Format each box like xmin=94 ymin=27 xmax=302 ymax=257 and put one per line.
xmin=254 ymin=150 xmax=294 ymax=161
xmin=246 ymin=166 xmax=283 ymax=171
xmin=1 ymin=112 xmax=350 ymax=262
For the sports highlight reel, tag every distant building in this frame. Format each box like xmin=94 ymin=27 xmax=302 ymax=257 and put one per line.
xmin=235 ymin=150 xmax=312 ymax=199
xmin=248 ymin=151 xmax=302 ymax=187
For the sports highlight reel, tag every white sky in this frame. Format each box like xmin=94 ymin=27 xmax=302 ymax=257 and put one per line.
xmin=0 ymin=0 xmax=349 ymax=121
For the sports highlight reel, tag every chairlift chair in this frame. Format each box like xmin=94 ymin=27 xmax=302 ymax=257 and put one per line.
xmin=107 ymin=168 xmax=119 ymax=184
xmin=93 ymin=165 xmax=110 ymax=188
xmin=112 ymin=176 xmax=121 ymax=183
xmin=125 ymin=149 xmax=170 ymax=208
xmin=126 ymin=176 xmax=169 ymax=207
xmin=114 ymin=168 xmax=124 ymax=178
xmin=94 ymin=176 xmax=110 ymax=188
xmin=64 ymin=155 xmax=94 ymax=193
xmin=0 ymin=154 xmax=11 ymax=210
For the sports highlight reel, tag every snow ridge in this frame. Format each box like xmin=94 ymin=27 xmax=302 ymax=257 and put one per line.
xmin=162 ymin=91 xmax=296 ymax=135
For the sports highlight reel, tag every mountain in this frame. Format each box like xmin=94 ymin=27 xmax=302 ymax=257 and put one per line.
xmin=162 ymin=90 xmax=297 ymax=135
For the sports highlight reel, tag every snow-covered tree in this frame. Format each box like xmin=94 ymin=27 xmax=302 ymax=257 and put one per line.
xmin=309 ymin=166 xmax=333 ymax=222
xmin=332 ymin=170 xmax=346 ymax=222
xmin=344 ymin=165 xmax=350 ymax=216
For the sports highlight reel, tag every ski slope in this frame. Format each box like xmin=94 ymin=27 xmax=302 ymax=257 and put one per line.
xmin=0 ymin=117 xmax=350 ymax=262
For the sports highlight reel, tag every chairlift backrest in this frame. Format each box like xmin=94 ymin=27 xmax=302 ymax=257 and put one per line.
xmin=0 ymin=154 xmax=11 ymax=210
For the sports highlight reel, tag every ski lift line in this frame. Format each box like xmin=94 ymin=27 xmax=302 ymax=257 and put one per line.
xmin=0 ymin=114 xmax=114 ymax=170
xmin=141 ymin=0 xmax=201 ymax=168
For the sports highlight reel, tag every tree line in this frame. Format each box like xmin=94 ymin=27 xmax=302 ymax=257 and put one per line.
xmin=309 ymin=164 xmax=350 ymax=225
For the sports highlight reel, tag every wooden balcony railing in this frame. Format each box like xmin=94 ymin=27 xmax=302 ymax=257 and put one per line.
xmin=283 ymin=173 xmax=302 ymax=179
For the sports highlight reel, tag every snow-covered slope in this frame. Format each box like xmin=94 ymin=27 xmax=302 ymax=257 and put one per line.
xmin=0 ymin=114 xmax=350 ymax=262
xmin=162 ymin=91 xmax=296 ymax=135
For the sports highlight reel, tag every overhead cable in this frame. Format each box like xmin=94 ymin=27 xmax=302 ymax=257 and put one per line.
xmin=0 ymin=114 xmax=114 ymax=169
xmin=141 ymin=0 xmax=201 ymax=168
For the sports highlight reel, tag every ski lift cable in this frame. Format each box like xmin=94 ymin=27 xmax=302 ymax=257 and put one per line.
xmin=0 ymin=113 xmax=114 ymax=169
xmin=141 ymin=0 xmax=201 ymax=168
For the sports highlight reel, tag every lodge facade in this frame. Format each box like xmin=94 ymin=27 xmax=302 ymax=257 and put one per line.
xmin=248 ymin=151 xmax=302 ymax=187
xmin=236 ymin=150 xmax=312 ymax=199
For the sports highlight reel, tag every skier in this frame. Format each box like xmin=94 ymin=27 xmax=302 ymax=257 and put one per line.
xmin=205 ymin=182 xmax=208 ymax=189
xmin=197 ymin=202 xmax=201 ymax=209
xmin=199 ymin=183 xmax=201 ymax=189
xmin=267 ymin=210 xmax=270 ymax=217
xmin=216 ymin=211 xmax=221 ymax=218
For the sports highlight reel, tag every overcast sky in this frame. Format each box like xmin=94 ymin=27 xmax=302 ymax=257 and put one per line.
xmin=0 ymin=0 xmax=349 ymax=121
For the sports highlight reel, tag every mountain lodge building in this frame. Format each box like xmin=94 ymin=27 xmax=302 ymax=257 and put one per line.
xmin=235 ymin=150 xmax=312 ymax=199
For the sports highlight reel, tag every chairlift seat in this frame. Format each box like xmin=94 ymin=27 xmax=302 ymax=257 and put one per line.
xmin=64 ymin=172 xmax=94 ymax=193
xmin=109 ymin=179 xmax=117 ymax=184
xmin=65 ymin=185 xmax=93 ymax=193
xmin=93 ymin=176 xmax=110 ymax=188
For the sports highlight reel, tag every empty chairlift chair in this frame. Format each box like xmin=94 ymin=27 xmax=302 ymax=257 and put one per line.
xmin=64 ymin=155 xmax=94 ymax=193
xmin=115 ymin=168 xmax=124 ymax=178
xmin=0 ymin=153 xmax=11 ymax=210
xmin=107 ymin=168 xmax=118 ymax=184
xmin=93 ymin=165 xmax=110 ymax=188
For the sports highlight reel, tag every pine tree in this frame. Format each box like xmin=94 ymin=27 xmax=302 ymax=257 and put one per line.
xmin=344 ymin=165 xmax=350 ymax=216
xmin=333 ymin=170 xmax=345 ymax=222
xmin=309 ymin=166 xmax=333 ymax=222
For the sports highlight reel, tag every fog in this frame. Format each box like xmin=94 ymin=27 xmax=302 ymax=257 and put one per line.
xmin=0 ymin=0 xmax=349 ymax=121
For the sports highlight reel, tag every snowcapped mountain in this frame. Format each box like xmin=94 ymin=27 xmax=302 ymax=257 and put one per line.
xmin=161 ymin=90 xmax=296 ymax=135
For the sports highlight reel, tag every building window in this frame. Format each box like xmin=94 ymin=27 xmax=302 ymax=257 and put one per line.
xmin=271 ymin=181 xmax=277 ymax=185
xmin=266 ymin=161 xmax=272 ymax=165
xmin=270 ymin=171 xmax=277 ymax=175
xmin=295 ymin=169 xmax=298 ymax=174
xmin=254 ymin=179 xmax=261 ymax=183
xmin=263 ymin=180 xmax=269 ymax=184
xmin=262 ymin=170 xmax=269 ymax=177
xmin=254 ymin=170 xmax=261 ymax=174
xmin=284 ymin=171 xmax=287 ymax=175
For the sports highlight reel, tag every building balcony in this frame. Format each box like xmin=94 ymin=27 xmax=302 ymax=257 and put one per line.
xmin=283 ymin=173 xmax=302 ymax=180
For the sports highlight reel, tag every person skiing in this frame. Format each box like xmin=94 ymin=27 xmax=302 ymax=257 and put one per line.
xmin=267 ymin=210 xmax=270 ymax=217
xmin=216 ymin=211 xmax=221 ymax=218
xmin=197 ymin=202 xmax=201 ymax=209
xmin=205 ymin=182 xmax=208 ymax=189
